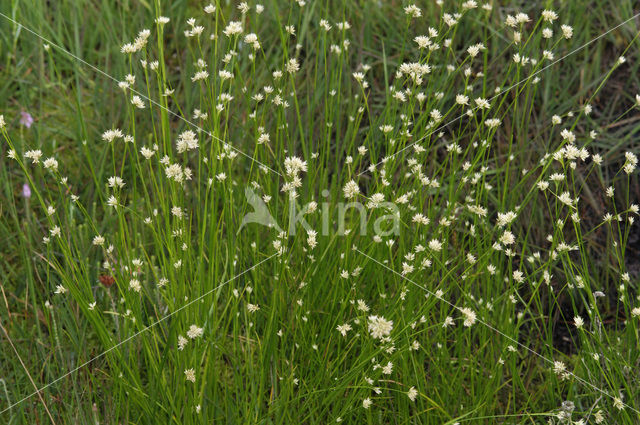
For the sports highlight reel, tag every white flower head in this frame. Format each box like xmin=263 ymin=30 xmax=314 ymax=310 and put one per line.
xmin=368 ymin=315 xmax=393 ymax=339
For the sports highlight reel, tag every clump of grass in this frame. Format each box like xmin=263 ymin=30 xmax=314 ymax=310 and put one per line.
xmin=1 ymin=1 xmax=640 ymax=424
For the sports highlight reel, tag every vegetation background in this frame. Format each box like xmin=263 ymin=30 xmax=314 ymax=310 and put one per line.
xmin=1 ymin=0 xmax=639 ymax=423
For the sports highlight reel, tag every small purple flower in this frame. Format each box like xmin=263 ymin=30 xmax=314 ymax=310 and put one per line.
xmin=20 ymin=111 xmax=34 ymax=128
xmin=22 ymin=183 xmax=31 ymax=198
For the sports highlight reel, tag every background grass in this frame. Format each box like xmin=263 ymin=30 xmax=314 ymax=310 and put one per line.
xmin=1 ymin=0 xmax=640 ymax=423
